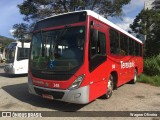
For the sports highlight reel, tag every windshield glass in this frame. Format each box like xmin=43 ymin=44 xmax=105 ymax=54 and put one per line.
xmin=30 ymin=26 xmax=85 ymax=72
xmin=5 ymin=43 xmax=17 ymax=63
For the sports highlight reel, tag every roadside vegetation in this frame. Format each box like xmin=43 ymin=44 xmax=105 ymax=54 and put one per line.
xmin=138 ymin=74 xmax=160 ymax=87
xmin=130 ymin=9 xmax=160 ymax=87
xmin=138 ymin=55 xmax=160 ymax=87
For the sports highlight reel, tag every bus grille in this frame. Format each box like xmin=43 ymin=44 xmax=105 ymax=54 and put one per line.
xmin=34 ymin=87 xmax=65 ymax=99
xmin=32 ymin=71 xmax=72 ymax=81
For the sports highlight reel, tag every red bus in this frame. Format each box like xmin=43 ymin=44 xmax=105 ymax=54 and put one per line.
xmin=28 ymin=10 xmax=143 ymax=104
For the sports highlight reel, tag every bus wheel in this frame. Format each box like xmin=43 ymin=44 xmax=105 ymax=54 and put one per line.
xmin=130 ymin=69 xmax=137 ymax=84
xmin=105 ymin=74 xmax=114 ymax=99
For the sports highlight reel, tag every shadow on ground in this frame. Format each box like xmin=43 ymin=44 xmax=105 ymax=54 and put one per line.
xmin=0 ymin=72 xmax=28 ymax=78
xmin=2 ymin=83 xmax=88 ymax=111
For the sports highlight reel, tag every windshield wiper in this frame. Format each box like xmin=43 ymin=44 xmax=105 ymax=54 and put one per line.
xmin=49 ymin=25 xmax=70 ymax=59
xmin=54 ymin=25 xmax=70 ymax=45
xmin=38 ymin=25 xmax=70 ymax=60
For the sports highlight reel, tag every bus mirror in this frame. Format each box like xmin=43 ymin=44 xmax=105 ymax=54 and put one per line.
xmin=90 ymin=21 xmax=94 ymax=26
xmin=93 ymin=29 xmax=98 ymax=42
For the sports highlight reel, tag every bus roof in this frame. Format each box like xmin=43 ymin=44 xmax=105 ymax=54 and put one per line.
xmin=9 ymin=41 xmax=30 ymax=47
xmin=38 ymin=10 xmax=143 ymax=44
xmin=86 ymin=10 xmax=143 ymax=44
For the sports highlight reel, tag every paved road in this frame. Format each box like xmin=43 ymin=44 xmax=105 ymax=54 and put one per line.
xmin=0 ymin=63 xmax=160 ymax=120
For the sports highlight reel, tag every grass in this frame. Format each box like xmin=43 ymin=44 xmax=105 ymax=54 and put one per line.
xmin=138 ymin=74 xmax=160 ymax=87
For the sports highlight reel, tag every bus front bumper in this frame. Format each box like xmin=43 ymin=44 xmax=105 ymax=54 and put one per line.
xmin=4 ymin=64 xmax=15 ymax=74
xmin=28 ymin=81 xmax=89 ymax=104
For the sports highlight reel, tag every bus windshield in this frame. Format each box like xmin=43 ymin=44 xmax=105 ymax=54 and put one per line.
xmin=5 ymin=43 xmax=17 ymax=63
xmin=30 ymin=26 xmax=85 ymax=72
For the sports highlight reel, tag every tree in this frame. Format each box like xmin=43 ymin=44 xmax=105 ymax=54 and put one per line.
xmin=12 ymin=23 xmax=30 ymax=48
xmin=12 ymin=23 xmax=28 ymax=39
xmin=130 ymin=9 xmax=160 ymax=57
xmin=18 ymin=0 xmax=131 ymax=22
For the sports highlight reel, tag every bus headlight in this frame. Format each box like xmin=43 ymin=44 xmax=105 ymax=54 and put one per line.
xmin=10 ymin=65 xmax=13 ymax=69
xmin=68 ymin=74 xmax=85 ymax=90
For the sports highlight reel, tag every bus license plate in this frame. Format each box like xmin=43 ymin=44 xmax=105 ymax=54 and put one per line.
xmin=42 ymin=94 xmax=54 ymax=100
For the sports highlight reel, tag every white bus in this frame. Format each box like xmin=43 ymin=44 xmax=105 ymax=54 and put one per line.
xmin=0 ymin=48 xmax=3 ymax=62
xmin=4 ymin=41 xmax=30 ymax=74
xmin=0 ymin=47 xmax=6 ymax=62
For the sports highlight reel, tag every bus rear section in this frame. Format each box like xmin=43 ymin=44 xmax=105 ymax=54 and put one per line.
xmin=4 ymin=42 xmax=30 ymax=74
xmin=28 ymin=10 xmax=143 ymax=104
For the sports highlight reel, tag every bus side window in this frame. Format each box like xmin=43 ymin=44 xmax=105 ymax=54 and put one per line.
xmin=109 ymin=28 xmax=120 ymax=55
xmin=120 ymin=33 xmax=129 ymax=56
xmin=98 ymin=32 xmax=106 ymax=55
xmin=139 ymin=44 xmax=142 ymax=56
xmin=89 ymin=29 xmax=107 ymax=72
xmin=135 ymin=42 xmax=139 ymax=56
xmin=129 ymin=38 xmax=135 ymax=56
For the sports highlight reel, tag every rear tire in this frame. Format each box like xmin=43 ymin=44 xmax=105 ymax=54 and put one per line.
xmin=130 ymin=69 xmax=137 ymax=84
xmin=105 ymin=74 xmax=114 ymax=99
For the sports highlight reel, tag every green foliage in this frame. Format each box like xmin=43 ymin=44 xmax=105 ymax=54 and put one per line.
xmin=130 ymin=9 xmax=160 ymax=57
xmin=139 ymin=54 xmax=160 ymax=87
xmin=130 ymin=10 xmax=158 ymax=36
xmin=18 ymin=0 xmax=131 ymax=21
xmin=14 ymin=0 xmax=131 ymax=44
xmin=144 ymin=55 xmax=160 ymax=76
xmin=12 ymin=23 xmax=32 ymax=46
xmin=12 ymin=23 xmax=29 ymax=40
xmin=0 ymin=36 xmax=14 ymax=48
xmin=138 ymin=74 xmax=160 ymax=87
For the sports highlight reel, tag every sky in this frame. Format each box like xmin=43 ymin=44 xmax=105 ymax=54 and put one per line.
xmin=0 ymin=0 xmax=147 ymax=39
xmin=110 ymin=0 xmax=147 ymax=32
xmin=0 ymin=0 xmax=24 ymax=39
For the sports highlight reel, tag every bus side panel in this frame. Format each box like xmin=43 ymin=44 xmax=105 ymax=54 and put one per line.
xmin=139 ymin=57 xmax=143 ymax=74
xmin=88 ymin=60 xmax=110 ymax=102
xmin=120 ymin=56 xmax=135 ymax=84
xmin=89 ymin=80 xmax=107 ymax=102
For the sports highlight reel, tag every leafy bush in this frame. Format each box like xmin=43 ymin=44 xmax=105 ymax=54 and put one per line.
xmin=155 ymin=54 xmax=160 ymax=67
xmin=144 ymin=55 xmax=160 ymax=76
xmin=138 ymin=54 xmax=160 ymax=86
